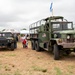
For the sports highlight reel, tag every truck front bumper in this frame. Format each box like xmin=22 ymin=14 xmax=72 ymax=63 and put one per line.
xmin=58 ymin=42 xmax=75 ymax=49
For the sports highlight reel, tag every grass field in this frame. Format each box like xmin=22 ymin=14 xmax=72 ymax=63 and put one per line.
xmin=0 ymin=41 xmax=75 ymax=75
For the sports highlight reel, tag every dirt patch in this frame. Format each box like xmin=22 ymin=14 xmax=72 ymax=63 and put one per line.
xmin=0 ymin=41 xmax=75 ymax=75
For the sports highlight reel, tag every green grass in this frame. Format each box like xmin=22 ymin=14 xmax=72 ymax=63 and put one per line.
xmin=0 ymin=64 xmax=2 ymax=70
xmin=0 ymin=74 xmax=10 ymax=75
xmin=32 ymin=66 xmax=47 ymax=72
xmin=67 ymin=65 xmax=75 ymax=75
xmin=68 ymin=65 xmax=75 ymax=69
xmin=14 ymin=70 xmax=22 ymax=75
xmin=4 ymin=65 xmax=11 ymax=71
xmin=37 ymin=56 xmax=44 ymax=59
xmin=6 ymin=54 xmax=16 ymax=57
xmin=54 ymin=67 xmax=62 ymax=75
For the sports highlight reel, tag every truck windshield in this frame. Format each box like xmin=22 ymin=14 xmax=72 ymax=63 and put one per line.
xmin=52 ymin=33 xmax=61 ymax=38
xmin=52 ymin=22 xmax=73 ymax=31
xmin=0 ymin=33 xmax=12 ymax=37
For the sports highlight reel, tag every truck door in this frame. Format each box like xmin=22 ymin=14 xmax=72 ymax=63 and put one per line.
xmin=38 ymin=24 xmax=49 ymax=48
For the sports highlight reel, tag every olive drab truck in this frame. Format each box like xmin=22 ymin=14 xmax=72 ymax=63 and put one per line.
xmin=0 ymin=32 xmax=17 ymax=50
xmin=29 ymin=16 xmax=75 ymax=60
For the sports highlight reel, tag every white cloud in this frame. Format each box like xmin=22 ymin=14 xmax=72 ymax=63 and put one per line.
xmin=0 ymin=0 xmax=14 ymax=14
xmin=0 ymin=0 xmax=75 ymax=30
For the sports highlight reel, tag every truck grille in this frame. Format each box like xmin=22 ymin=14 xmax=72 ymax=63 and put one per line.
xmin=0 ymin=39 xmax=8 ymax=46
xmin=66 ymin=39 xmax=75 ymax=43
xmin=0 ymin=40 xmax=7 ymax=43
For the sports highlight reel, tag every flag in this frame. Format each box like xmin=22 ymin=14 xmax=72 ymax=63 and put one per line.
xmin=50 ymin=2 xmax=53 ymax=12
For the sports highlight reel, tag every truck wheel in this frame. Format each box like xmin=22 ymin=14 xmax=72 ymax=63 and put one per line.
xmin=31 ymin=40 xmax=35 ymax=50
xmin=35 ymin=41 xmax=40 ymax=51
xmin=65 ymin=51 xmax=71 ymax=55
xmin=54 ymin=44 xmax=60 ymax=60
xmin=11 ymin=43 xmax=15 ymax=51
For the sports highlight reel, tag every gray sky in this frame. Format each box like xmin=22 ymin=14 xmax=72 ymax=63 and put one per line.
xmin=0 ymin=0 xmax=75 ymax=31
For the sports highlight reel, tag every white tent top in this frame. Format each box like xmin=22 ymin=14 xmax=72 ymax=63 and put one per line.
xmin=20 ymin=30 xmax=29 ymax=34
xmin=2 ymin=29 xmax=20 ymax=33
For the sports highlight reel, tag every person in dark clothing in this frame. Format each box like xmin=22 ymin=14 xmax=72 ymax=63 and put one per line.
xmin=13 ymin=34 xmax=18 ymax=48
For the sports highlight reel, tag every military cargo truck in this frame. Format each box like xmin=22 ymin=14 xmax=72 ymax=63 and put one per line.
xmin=0 ymin=32 xmax=17 ymax=50
xmin=29 ymin=16 xmax=75 ymax=60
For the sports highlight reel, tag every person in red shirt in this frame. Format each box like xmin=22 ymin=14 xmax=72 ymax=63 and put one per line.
xmin=22 ymin=39 xmax=28 ymax=48
xmin=22 ymin=34 xmax=28 ymax=48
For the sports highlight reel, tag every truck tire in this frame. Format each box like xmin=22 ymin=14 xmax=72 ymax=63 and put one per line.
xmin=54 ymin=44 xmax=60 ymax=60
xmin=11 ymin=43 xmax=15 ymax=51
xmin=65 ymin=51 xmax=71 ymax=55
xmin=31 ymin=40 xmax=35 ymax=50
xmin=35 ymin=41 xmax=40 ymax=51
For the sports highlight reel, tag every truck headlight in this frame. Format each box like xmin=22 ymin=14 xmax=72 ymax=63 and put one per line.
xmin=8 ymin=39 xmax=12 ymax=43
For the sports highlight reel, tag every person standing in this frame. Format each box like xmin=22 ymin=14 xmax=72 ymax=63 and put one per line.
xmin=22 ymin=34 xmax=28 ymax=48
xmin=14 ymin=34 xmax=18 ymax=48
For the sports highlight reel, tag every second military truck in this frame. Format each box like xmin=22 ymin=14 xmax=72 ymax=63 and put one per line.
xmin=0 ymin=32 xmax=17 ymax=50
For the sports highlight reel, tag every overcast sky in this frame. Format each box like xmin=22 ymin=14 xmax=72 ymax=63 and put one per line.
xmin=0 ymin=0 xmax=75 ymax=31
